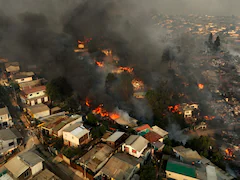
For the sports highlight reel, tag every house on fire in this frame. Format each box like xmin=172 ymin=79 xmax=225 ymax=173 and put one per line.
xmin=39 ymin=113 xmax=83 ymax=137
xmin=180 ymin=103 xmax=199 ymax=119
xmin=0 ymin=106 xmax=13 ymax=128
xmin=20 ymin=86 xmax=49 ymax=106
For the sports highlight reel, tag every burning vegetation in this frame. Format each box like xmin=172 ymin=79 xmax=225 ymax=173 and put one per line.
xmin=131 ymin=79 xmax=145 ymax=91
xmin=168 ymin=104 xmax=181 ymax=114
xmin=198 ymin=83 xmax=204 ymax=89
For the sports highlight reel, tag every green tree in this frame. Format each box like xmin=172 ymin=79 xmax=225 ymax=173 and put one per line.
xmin=91 ymin=124 xmax=107 ymax=139
xmin=46 ymin=76 xmax=73 ymax=102
xmin=140 ymin=163 xmax=156 ymax=180
xmin=208 ymin=33 xmax=213 ymax=44
xmin=63 ymin=96 xmax=79 ymax=113
xmin=162 ymin=145 xmax=174 ymax=155
xmin=86 ymin=113 xmax=98 ymax=126
xmin=0 ymin=85 xmax=11 ymax=107
xmin=214 ymin=36 xmax=221 ymax=50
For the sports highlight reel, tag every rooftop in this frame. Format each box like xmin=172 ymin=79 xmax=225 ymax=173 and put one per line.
xmin=4 ymin=156 xmax=29 ymax=178
xmin=166 ymin=160 xmax=197 ymax=178
xmin=5 ymin=62 xmax=19 ymax=68
xmin=27 ymin=104 xmax=49 ymax=114
xmin=106 ymin=131 xmax=125 ymax=142
xmin=79 ymin=143 xmax=113 ymax=173
xmin=18 ymin=151 xmax=44 ymax=167
xmin=134 ymin=124 xmax=152 ymax=132
xmin=0 ymin=106 xmax=9 ymax=116
xmin=173 ymin=146 xmax=202 ymax=161
xmin=32 ymin=169 xmax=59 ymax=180
xmin=152 ymin=125 xmax=168 ymax=137
xmin=13 ymin=72 xmax=34 ymax=79
xmin=144 ymin=131 xmax=162 ymax=143
xmin=64 ymin=125 xmax=89 ymax=139
xmin=125 ymin=135 xmax=149 ymax=152
xmin=21 ymin=85 xmax=46 ymax=96
xmin=98 ymin=153 xmax=142 ymax=180
xmin=0 ymin=128 xmax=22 ymax=141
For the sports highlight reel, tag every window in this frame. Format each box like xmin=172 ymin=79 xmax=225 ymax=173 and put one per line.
xmin=132 ymin=149 xmax=137 ymax=153
xmin=21 ymin=78 xmax=24 ymax=81
xmin=37 ymin=92 xmax=39 ymax=95
xmin=29 ymin=94 xmax=32 ymax=96
xmin=24 ymin=171 xmax=29 ymax=178
xmin=9 ymin=142 xmax=14 ymax=146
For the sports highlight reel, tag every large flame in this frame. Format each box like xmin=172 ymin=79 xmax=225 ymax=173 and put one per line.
xmin=92 ymin=104 xmax=120 ymax=120
xmin=168 ymin=104 xmax=182 ymax=114
xmin=198 ymin=83 xmax=204 ymax=89
xmin=109 ymin=113 xmax=120 ymax=120
xmin=132 ymin=79 xmax=144 ymax=91
xmin=92 ymin=104 xmax=109 ymax=117
xmin=112 ymin=66 xmax=134 ymax=74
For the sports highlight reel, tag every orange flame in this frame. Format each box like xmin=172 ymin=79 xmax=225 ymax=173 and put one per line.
xmin=119 ymin=66 xmax=134 ymax=73
xmin=109 ymin=113 xmax=120 ymax=120
xmin=168 ymin=104 xmax=182 ymax=114
xmin=225 ymin=148 xmax=233 ymax=157
xmin=132 ymin=79 xmax=144 ymax=91
xmin=198 ymin=83 xmax=204 ymax=89
xmin=95 ymin=61 xmax=104 ymax=67
xmin=92 ymin=104 xmax=109 ymax=117
xmin=85 ymin=99 xmax=90 ymax=107
xmin=204 ymin=116 xmax=215 ymax=120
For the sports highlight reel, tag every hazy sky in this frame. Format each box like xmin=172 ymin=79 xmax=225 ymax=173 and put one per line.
xmin=0 ymin=0 xmax=240 ymax=17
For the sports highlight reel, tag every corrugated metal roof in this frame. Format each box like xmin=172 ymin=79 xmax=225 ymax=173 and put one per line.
xmin=106 ymin=131 xmax=125 ymax=142
xmin=70 ymin=126 xmax=89 ymax=139
xmin=18 ymin=151 xmax=44 ymax=167
xmin=152 ymin=126 xmax=168 ymax=137
xmin=125 ymin=135 xmax=149 ymax=152
xmin=0 ymin=107 xmax=9 ymax=116
xmin=27 ymin=104 xmax=49 ymax=114
xmin=5 ymin=156 xmax=29 ymax=178
xmin=0 ymin=128 xmax=21 ymax=141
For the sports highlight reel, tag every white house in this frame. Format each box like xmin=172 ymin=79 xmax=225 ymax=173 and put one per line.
xmin=12 ymin=72 xmax=34 ymax=84
xmin=5 ymin=151 xmax=44 ymax=179
xmin=0 ymin=128 xmax=22 ymax=155
xmin=122 ymin=135 xmax=149 ymax=158
xmin=0 ymin=106 xmax=13 ymax=128
xmin=18 ymin=151 xmax=44 ymax=176
xmin=63 ymin=124 xmax=90 ymax=147
xmin=26 ymin=104 xmax=50 ymax=119
xmin=20 ymin=85 xmax=48 ymax=106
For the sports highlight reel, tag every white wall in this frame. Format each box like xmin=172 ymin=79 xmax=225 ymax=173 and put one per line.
xmin=15 ymin=77 xmax=33 ymax=84
xmin=0 ymin=111 xmax=13 ymax=127
xmin=30 ymin=161 xmax=43 ymax=176
xmin=63 ymin=131 xmax=79 ymax=146
xmin=122 ymin=144 xmax=147 ymax=158
xmin=27 ymin=90 xmax=45 ymax=99
xmin=57 ymin=117 xmax=83 ymax=137
xmin=0 ymin=138 xmax=18 ymax=154
xmin=34 ymin=110 xmax=50 ymax=119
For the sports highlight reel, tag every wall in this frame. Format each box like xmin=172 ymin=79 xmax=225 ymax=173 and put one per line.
xmin=30 ymin=161 xmax=43 ymax=176
xmin=122 ymin=144 xmax=146 ymax=158
xmin=27 ymin=90 xmax=45 ymax=99
xmin=0 ymin=113 xmax=12 ymax=127
xmin=33 ymin=110 xmax=50 ymax=119
xmin=166 ymin=170 xmax=199 ymax=180
xmin=63 ymin=131 xmax=80 ymax=146
xmin=15 ymin=77 xmax=33 ymax=84
xmin=0 ymin=138 xmax=18 ymax=154
xmin=57 ymin=117 xmax=83 ymax=137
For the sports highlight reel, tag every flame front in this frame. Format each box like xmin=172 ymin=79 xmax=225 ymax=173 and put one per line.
xmin=198 ymin=83 xmax=204 ymax=89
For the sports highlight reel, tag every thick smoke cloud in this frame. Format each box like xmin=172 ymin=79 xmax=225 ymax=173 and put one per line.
xmin=0 ymin=0 xmax=235 ymax=118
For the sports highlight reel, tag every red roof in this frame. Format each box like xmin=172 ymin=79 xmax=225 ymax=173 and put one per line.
xmin=144 ymin=131 xmax=162 ymax=143
xmin=22 ymin=85 xmax=46 ymax=95
xmin=135 ymin=124 xmax=151 ymax=132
